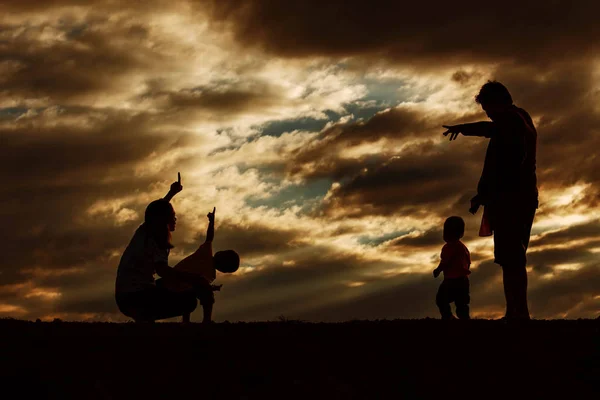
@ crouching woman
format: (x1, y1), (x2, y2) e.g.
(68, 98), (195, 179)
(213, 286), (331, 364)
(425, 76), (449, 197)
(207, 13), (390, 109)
(114, 181), (212, 323)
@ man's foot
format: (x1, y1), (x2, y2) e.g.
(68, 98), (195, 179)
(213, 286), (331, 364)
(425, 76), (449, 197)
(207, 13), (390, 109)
(134, 319), (155, 324)
(441, 315), (457, 321)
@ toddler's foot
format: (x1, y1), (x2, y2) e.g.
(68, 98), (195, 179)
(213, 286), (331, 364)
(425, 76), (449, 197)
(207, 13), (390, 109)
(441, 315), (457, 321)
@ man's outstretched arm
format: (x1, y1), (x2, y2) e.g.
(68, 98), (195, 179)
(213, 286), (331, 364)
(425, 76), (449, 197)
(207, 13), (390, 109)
(443, 122), (498, 140)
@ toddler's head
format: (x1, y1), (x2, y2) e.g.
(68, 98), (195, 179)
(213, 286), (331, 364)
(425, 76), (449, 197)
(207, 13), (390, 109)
(443, 216), (465, 242)
(214, 250), (240, 273)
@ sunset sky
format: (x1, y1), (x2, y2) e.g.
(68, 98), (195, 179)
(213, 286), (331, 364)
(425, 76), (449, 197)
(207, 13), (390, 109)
(1, 0), (599, 322)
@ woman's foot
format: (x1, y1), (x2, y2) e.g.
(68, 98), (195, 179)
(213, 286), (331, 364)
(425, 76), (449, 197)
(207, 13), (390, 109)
(498, 314), (531, 322)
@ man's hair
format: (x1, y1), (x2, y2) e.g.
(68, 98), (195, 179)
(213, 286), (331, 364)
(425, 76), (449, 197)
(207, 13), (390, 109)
(444, 216), (465, 240)
(475, 80), (513, 106)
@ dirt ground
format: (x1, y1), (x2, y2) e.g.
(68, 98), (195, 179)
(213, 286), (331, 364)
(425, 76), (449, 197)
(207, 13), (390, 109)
(0, 318), (598, 399)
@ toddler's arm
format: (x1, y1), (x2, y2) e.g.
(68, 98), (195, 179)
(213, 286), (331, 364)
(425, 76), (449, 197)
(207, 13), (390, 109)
(155, 261), (211, 290)
(205, 207), (215, 243)
(433, 244), (452, 278)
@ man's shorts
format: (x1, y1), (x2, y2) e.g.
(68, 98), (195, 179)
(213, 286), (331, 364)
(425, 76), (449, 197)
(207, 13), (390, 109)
(488, 200), (537, 268)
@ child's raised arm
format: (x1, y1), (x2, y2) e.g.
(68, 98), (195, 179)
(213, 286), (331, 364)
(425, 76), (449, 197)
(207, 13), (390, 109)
(205, 207), (215, 243)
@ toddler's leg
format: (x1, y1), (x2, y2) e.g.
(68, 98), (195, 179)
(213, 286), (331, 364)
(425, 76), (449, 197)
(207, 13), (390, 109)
(455, 278), (471, 320)
(436, 282), (453, 320)
(193, 284), (215, 324)
(202, 303), (213, 324)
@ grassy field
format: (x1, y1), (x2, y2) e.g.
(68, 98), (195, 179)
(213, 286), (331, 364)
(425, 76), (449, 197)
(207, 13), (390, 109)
(0, 318), (598, 399)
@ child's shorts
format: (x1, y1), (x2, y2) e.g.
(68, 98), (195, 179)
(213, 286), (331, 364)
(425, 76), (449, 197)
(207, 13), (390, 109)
(436, 276), (470, 305)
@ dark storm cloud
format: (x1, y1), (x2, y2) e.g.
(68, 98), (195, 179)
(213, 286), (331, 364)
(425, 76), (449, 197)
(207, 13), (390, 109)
(198, 222), (301, 257)
(286, 105), (487, 183)
(320, 142), (484, 218)
(389, 229), (442, 248)
(489, 61), (600, 189)
(0, 108), (192, 296)
(529, 265), (600, 318)
(288, 59), (600, 222)
(496, 62), (596, 116)
(139, 83), (285, 118)
(0, 196), (141, 289)
(0, 16), (159, 103)
(215, 250), (410, 321)
(205, 0), (599, 65)
(530, 220), (600, 248)
(527, 246), (598, 274)
(0, 0), (175, 15)
(290, 106), (432, 168)
(0, 110), (170, 186)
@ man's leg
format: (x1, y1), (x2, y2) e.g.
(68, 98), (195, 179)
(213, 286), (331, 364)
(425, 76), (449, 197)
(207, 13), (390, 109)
(436, 282), (453, 320)
(512, 263), (530, 320)
(513, 205), (536, 319)
(501, 266), (516, 318)
(493, 203), (531, 320)
(509, 205), (536, 320)
(498, 222), (532, 320)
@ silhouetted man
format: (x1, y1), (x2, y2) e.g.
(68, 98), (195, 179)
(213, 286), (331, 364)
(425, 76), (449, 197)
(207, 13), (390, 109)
(443, 81), (538, 321)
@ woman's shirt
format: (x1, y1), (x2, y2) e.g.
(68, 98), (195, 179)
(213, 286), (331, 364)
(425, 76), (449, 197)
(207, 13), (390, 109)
(115, 225), (169, 293)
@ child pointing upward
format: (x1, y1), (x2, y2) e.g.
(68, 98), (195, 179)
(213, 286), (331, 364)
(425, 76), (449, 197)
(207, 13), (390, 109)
(167, 207), (240, 324)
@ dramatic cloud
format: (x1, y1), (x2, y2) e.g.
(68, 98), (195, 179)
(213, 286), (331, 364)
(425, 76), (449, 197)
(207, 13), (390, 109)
(0, 1), (598, 321)
(205, 0), (599, 65)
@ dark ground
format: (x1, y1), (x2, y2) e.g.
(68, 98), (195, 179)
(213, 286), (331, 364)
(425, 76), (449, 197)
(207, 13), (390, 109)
(0, 318), (598, 399)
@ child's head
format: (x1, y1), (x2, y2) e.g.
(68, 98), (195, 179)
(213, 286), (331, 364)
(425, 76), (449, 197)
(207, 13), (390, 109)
(443, 216), (465, 242)
(214, 250), (240, 273)
(144, 199), (176, 248)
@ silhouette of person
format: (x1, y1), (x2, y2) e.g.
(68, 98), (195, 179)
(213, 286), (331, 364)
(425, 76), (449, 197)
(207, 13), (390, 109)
(164, 206), (240, 324)
(115, 173), (240, 323)
(433, 216), (471, 320)
(443, 81), (538, 321)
